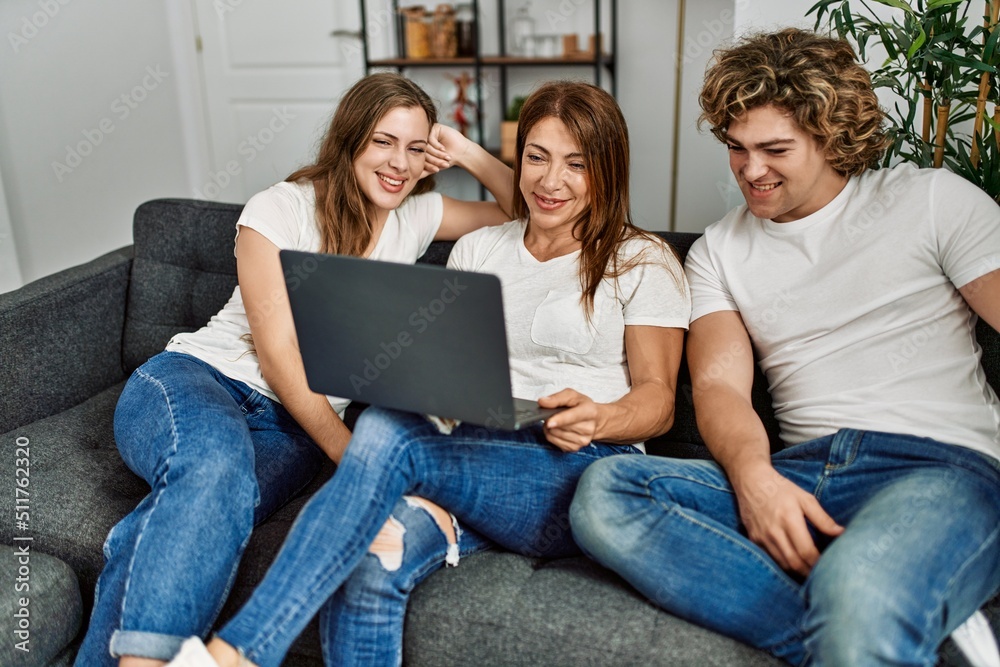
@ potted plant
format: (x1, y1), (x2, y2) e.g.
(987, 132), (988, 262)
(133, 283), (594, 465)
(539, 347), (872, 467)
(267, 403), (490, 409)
(501, 95), (526, 164)
(808, 0), (1000, 203)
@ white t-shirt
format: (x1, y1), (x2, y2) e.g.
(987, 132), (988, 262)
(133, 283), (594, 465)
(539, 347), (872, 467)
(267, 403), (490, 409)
(167, 180), (444, 417)
(685, 164), (1000, 461)
(448, 220), (691, 416)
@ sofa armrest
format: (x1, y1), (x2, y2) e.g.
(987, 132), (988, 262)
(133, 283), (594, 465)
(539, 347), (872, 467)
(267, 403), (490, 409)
(0, 246), (133, 433)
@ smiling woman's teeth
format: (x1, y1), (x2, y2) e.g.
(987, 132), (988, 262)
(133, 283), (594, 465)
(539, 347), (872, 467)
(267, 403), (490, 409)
(379, 174), (403, 186)
(751, 182), (779, 191)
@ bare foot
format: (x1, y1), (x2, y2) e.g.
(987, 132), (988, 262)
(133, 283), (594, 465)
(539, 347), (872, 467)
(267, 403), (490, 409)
(120, 658), (167, 667)
(205, 638), (255, 667)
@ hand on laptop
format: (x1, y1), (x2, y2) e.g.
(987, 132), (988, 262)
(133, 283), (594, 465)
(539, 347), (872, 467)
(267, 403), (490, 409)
(538, 389), (600, 452)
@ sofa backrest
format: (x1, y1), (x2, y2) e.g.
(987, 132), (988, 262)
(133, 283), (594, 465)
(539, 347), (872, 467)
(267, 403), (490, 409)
(123, 199), (244, 373)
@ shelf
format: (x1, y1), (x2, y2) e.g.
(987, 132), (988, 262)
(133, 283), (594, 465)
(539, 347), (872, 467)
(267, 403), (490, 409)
(370, 56), (613, 68)
(369, 57), (478, 67)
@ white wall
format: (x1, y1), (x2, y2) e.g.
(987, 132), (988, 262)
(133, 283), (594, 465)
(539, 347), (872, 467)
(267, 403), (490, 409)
(0, 162), (22, 292)
(0, 0), (191, 286)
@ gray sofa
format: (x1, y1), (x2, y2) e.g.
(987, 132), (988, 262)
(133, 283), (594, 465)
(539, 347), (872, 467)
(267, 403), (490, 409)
(1, 198), (997, 666)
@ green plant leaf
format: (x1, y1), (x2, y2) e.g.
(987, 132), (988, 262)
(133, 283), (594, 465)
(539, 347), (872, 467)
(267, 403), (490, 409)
(871, 0), (916, 14)
(926, 0), (967, 9)
(907, 25), (928, 59)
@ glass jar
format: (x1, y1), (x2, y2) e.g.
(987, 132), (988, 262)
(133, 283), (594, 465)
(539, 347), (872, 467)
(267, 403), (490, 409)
(509, 2), (535, 56)
(431, 4), (457, 58)
(402, 6), (431, 59)
(455, 3), (476, 57)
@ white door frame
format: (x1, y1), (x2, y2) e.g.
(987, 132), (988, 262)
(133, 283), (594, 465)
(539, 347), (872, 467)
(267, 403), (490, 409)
(167, 1), (213, 200)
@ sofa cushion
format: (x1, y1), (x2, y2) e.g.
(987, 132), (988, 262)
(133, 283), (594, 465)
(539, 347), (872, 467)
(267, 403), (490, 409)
(404, 551), (784, 666)
(123, 199), (244, 374)
(0, 545), (82, 666)
(0, 384), (143, 611)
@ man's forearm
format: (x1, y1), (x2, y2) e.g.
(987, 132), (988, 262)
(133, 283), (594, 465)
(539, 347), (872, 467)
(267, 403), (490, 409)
(694, 384), (774, 488)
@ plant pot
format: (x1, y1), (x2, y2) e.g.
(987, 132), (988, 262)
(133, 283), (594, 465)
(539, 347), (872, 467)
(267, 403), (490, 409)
(500, 121), (518, 164)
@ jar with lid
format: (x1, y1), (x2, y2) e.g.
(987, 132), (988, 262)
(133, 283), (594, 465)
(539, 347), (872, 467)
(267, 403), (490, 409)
(508, 2), (535, 56)
(431, 4), (457, 58)
(455, 3), (476, 57)
(401, 6), (431, 59)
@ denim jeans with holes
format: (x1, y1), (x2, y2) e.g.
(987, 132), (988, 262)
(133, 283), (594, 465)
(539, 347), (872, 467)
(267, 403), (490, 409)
(216, 406), (638, 667)
(570, 429), (1000, 667)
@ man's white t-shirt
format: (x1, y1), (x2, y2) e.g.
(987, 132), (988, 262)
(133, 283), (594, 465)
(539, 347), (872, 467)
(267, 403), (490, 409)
(685, 164), (1000, 461)
(167, 180), (444, 417)
(448, 220), (691, 418)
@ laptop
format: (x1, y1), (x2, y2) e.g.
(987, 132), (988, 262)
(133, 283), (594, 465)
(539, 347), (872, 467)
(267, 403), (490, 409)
(280, 249), (565, 430)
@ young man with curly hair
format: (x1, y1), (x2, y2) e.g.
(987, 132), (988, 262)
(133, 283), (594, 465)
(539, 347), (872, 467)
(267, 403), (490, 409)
(571, 28), (1000, 666)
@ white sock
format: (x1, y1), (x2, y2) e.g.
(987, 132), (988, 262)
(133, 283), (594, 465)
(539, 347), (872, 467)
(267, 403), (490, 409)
(165, 637), (220, 667)
(951, 610), (1000, 667)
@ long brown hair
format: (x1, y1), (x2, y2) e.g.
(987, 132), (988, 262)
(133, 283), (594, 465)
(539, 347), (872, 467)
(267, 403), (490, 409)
(287, 73), (438, 255)
(511, 81), (682, 314)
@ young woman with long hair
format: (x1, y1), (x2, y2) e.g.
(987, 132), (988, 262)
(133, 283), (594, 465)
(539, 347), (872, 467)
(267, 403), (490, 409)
(76, 72), (514, 667)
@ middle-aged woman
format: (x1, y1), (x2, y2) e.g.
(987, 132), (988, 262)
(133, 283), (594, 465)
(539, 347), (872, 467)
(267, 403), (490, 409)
(167, 80), (692, 667)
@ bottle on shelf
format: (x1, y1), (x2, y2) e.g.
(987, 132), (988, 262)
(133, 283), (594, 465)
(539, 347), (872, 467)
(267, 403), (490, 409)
(508, 2), (535, 57)
(455, 3), (475, 57)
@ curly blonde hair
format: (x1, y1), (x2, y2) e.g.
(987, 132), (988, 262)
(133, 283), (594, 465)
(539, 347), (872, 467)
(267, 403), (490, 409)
(699, 28), (889, 176)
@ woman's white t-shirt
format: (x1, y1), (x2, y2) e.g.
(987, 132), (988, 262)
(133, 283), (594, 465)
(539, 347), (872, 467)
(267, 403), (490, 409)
(167, 180), (444, 417)
(447, 220), (691, 411)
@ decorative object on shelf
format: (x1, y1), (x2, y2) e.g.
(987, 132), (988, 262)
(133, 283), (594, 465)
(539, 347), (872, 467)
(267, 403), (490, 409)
(501, 95), (526, 164)
(529, 34), (560, 58)
(455, 3), (476, 56)
(562, 34), (579, 58)
(431, 4), (458, 58)
(809, 0), (1000, 203)
(401, 6), (431, 59)
(448, 71), (478, 138)
(509, 2), (536, 56)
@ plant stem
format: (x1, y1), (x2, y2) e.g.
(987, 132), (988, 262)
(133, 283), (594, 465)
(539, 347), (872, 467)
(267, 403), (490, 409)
(995, 106), (1000, 151)
(922, 80), (933, 145)
(971, 0), (999, 166)
(934, 101), (950, 168)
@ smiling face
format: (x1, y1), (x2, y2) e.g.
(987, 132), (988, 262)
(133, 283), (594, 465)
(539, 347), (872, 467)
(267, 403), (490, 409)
(353, 105), (431, 224)
(725, 105), (848, 223)
(519, 116), (591, 236)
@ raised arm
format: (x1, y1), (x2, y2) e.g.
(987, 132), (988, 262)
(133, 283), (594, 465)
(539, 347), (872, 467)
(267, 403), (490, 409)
(688, 310), (842, 576)
(237, 227), (352, 463)
(424, 123), (515, 240)
(539, 324), (685, 450)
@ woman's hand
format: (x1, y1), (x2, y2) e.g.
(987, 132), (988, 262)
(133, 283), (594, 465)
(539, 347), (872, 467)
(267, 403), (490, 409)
(538, 389), (602, 452)
(422, 123), (472, 177)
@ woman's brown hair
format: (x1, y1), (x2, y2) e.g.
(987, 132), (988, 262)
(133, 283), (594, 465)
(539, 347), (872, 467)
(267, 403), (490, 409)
(511, 81), (682, 314)
(287, 73), (437, 256)
(699, 28), (888, 176)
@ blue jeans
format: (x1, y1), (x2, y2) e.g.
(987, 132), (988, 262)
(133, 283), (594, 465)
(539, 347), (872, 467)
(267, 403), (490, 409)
(216, 406), (637, 667)
(75, 352), (326, 665)
(321, 501), (493, 666)
(570, 429), (1000, 666)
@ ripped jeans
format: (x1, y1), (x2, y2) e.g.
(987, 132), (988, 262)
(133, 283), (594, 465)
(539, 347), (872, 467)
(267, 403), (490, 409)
(324, 496), (492, 666)
(216, 406), (637, 667)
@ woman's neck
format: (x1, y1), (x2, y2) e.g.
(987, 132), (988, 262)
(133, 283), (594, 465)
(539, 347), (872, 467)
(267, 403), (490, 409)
(362, 209), (389, 258)
(522, 222), (581, 262)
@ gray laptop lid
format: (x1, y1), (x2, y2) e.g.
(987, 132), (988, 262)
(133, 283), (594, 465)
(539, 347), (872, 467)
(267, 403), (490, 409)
(281, 250), (555, 429)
